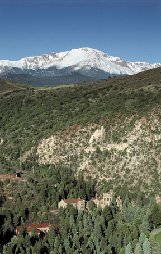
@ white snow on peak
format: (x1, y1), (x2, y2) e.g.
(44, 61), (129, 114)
(0, 47), (160, 75)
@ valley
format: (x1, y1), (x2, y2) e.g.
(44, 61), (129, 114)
(0, 67), (161, 253)
(0, 67), (161, 195)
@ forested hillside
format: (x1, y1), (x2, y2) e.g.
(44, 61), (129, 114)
(0, 67), (161, 195)
(0, 67), (161, 253)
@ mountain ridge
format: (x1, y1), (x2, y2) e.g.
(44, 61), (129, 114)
(0, 48), (160, 86)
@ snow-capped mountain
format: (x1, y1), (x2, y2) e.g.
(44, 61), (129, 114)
(0, 48), (160, 86)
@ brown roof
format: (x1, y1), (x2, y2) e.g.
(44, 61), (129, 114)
(27, 223), (51, 230)
(16, 222), (51, 234)
(64, 198), (83, 204)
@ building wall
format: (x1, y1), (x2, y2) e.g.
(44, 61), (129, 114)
(77, 200), (85, 210)
(58, 200), (67, 209)
(58, 199), (85, 210)
(37, 226), (50, 233)
(89, 192), (122, 209)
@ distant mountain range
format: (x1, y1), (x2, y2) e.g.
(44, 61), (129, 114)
(0, 47), (160, 86)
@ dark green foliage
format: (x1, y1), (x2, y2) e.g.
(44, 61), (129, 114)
(149, 203), (161, 229)
(1, 171), (161, 253)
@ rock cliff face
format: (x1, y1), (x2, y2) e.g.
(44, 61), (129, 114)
(36, 111), (161, 194)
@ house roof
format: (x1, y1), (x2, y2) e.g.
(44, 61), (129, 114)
(27, 223), (51, 230)
(16, 222), (51, 234)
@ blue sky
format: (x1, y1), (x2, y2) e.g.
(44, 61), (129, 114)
(0, 0), (160, 63)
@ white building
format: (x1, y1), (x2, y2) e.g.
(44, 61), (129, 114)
(90, 191), (122, 209)
(58, 198), (85, 210)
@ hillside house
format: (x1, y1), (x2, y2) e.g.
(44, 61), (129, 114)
(90, 191), (122, 209)
(16, 222), (51, 236)
(91, 191), (113, 208)
(58, 198), (85, 210)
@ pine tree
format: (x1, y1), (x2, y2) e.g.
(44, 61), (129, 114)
(123, 195), (130, 208)
(139, 214), (150, 233)
(139, 232), (146, 248)
(136, 192), (144, 206)
(149, 203), (161, 229)
(125, 242), (134, 254)
(134, 243), (143, 254)
(143, 238), (151, 254)
(53, 236), (61, 254)
(64, 238), (71, 254)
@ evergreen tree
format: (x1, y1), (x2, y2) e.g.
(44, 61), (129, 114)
(143, 238), (151, 254)
(139, 232), (146, 248)
(134, 243), (143, 254)
(149, 203), (161, 229)
(123, 195), (130, 208)
(53, 236), (61, 254)
(136, 192), (144, 206)
(139, 214), (150, 234)
(64, 238), (71, 254)
(125, 242), (134, 254)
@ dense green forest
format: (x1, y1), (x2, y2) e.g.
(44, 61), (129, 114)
(1, 165), (161, 253)
(0, 67), (161, 253)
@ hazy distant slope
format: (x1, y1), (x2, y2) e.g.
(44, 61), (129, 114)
(0, 79), (26, 93)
